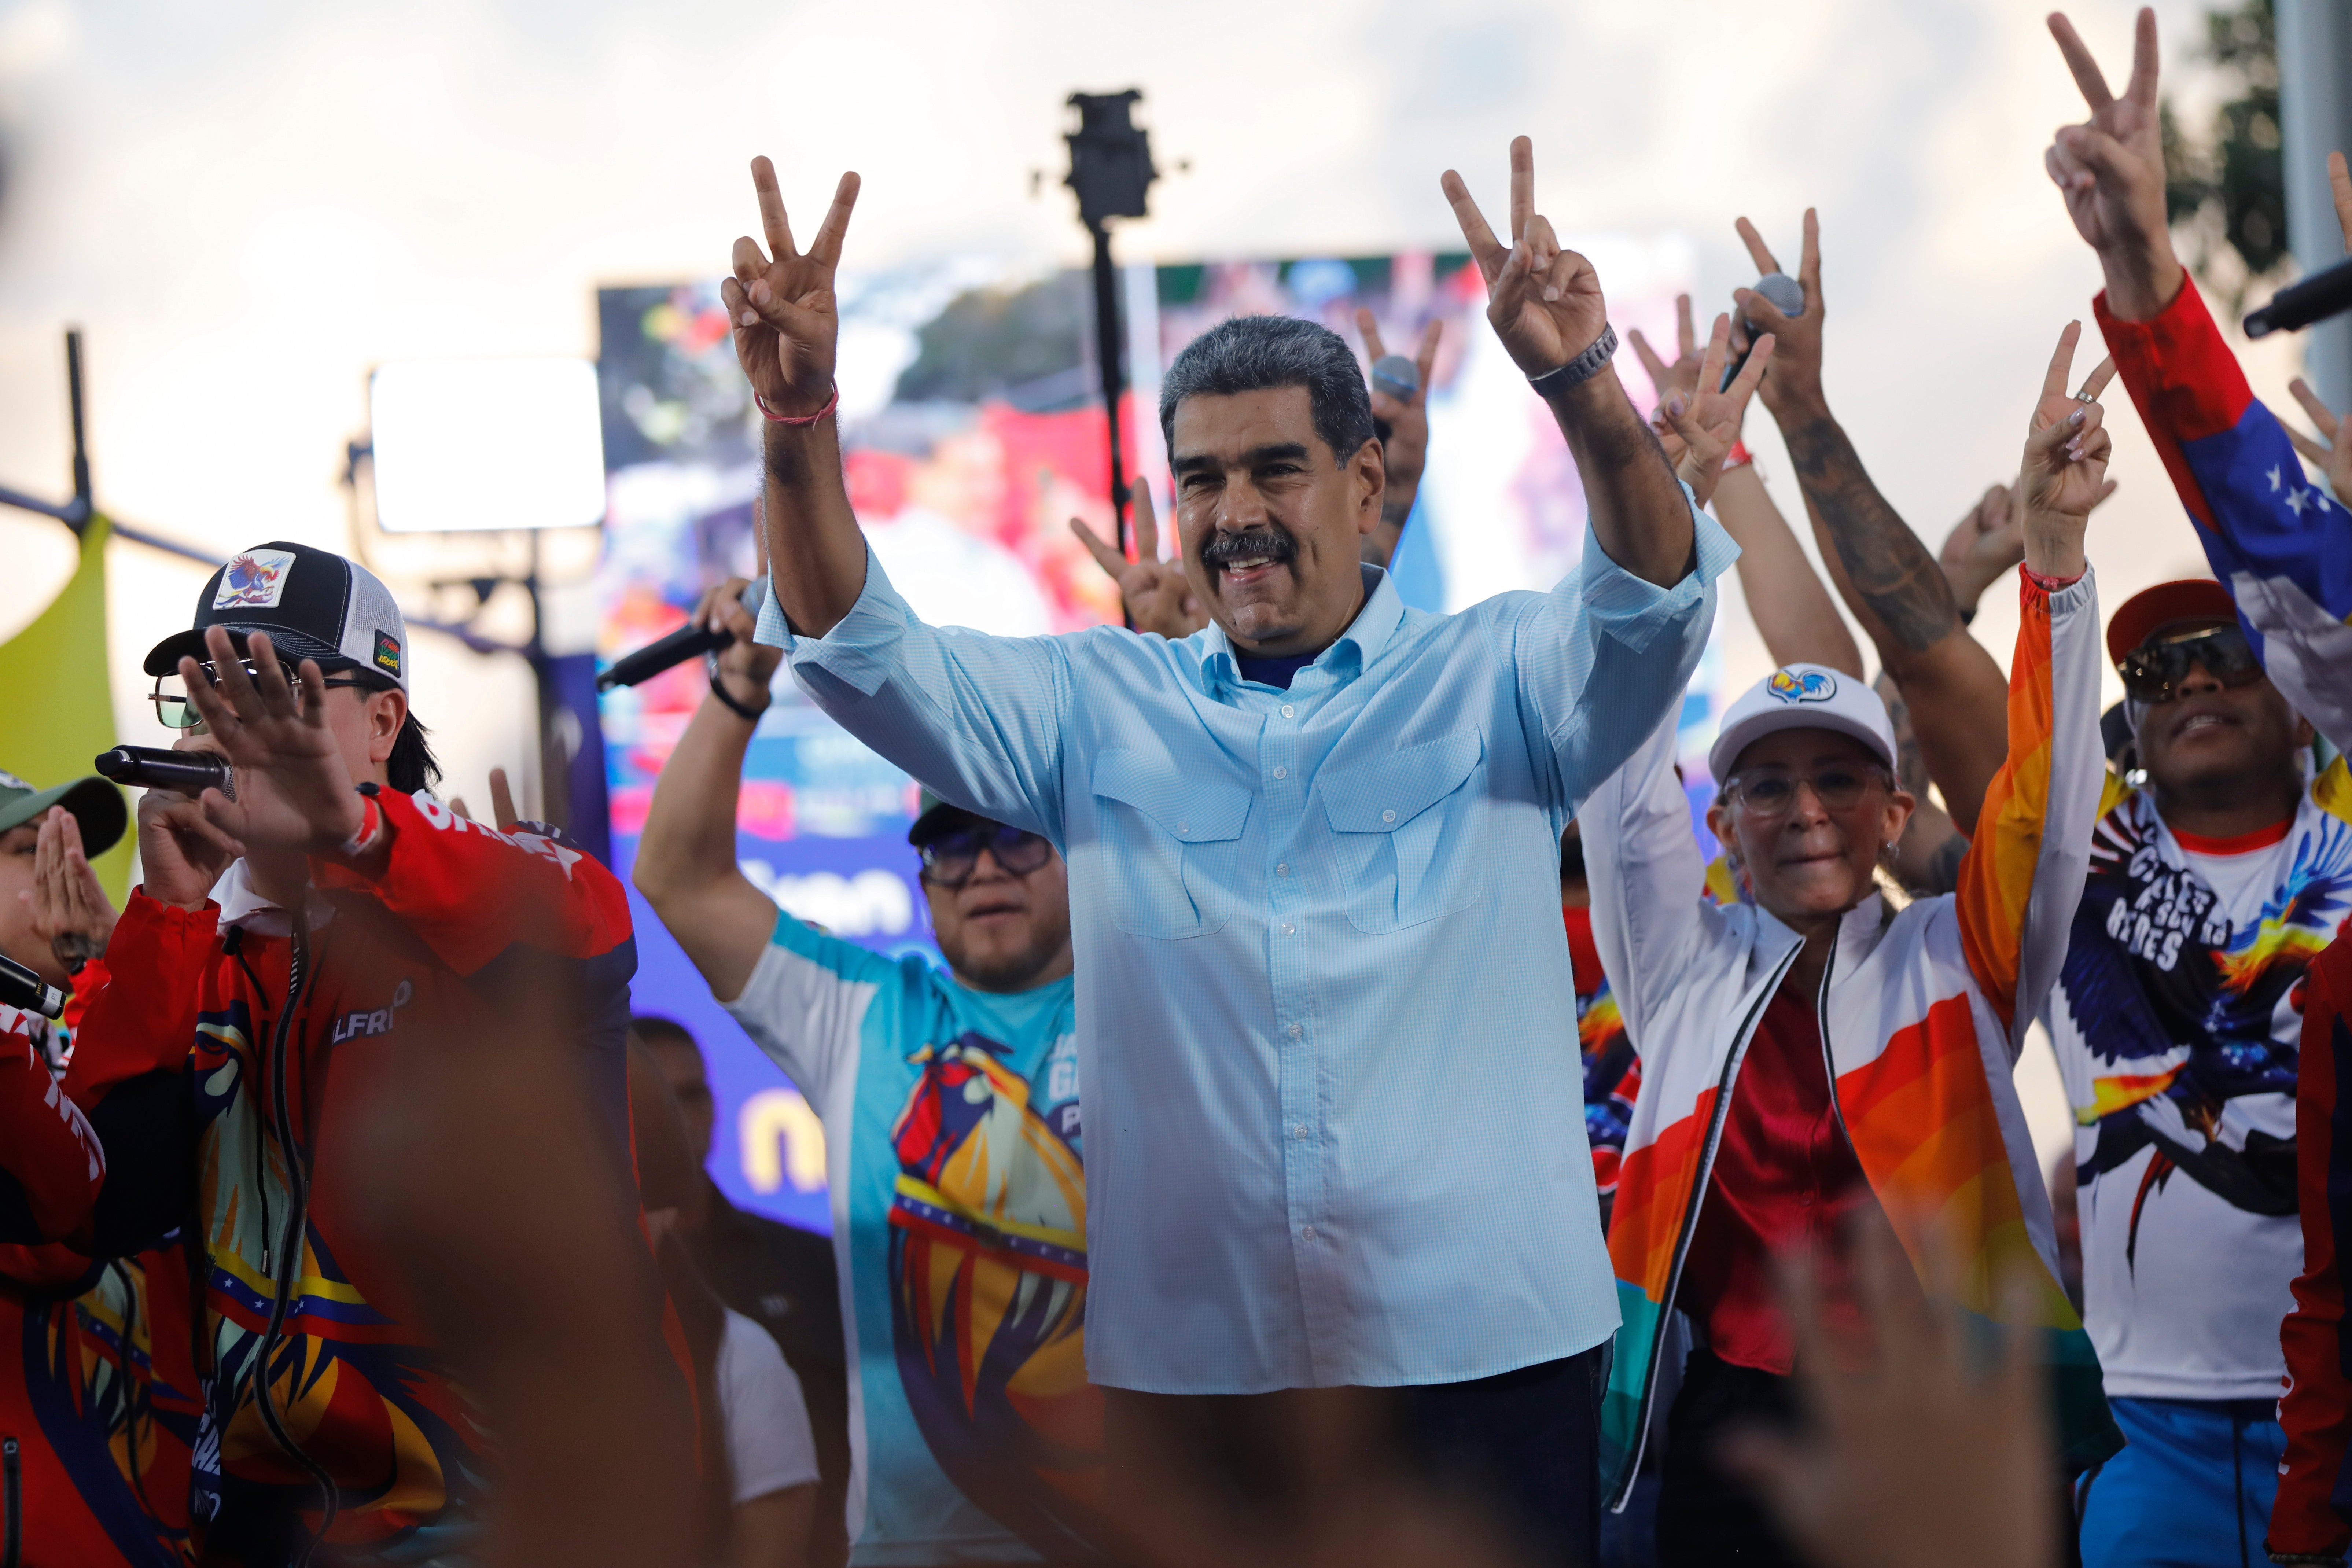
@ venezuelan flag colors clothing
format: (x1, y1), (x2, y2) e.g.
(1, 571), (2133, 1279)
(2276, 932), (2352, 1560)
(724, 913), (1096, 1565)
(1584, 572), (2118, 1508)
(2061, 277), (2352, 1411)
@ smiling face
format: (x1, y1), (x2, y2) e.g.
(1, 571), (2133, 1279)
(2132, 619), (2313, 799)
(1170, 385), (1385, 657)
(923, 833), (1074, 993)
(1705, 728), (1913, 928)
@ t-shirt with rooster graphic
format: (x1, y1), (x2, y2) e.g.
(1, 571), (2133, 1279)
(724, 910), (1092, 1566)
(2045, 769), (2352, 1400)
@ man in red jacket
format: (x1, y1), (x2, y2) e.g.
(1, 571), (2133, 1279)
(2, 543), (652, 1567)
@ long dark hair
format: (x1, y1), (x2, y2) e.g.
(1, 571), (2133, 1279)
(386, 702), (442, 796)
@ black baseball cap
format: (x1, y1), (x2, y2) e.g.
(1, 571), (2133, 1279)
(908, 788), (988, 847)
(144, 541), (410, 691)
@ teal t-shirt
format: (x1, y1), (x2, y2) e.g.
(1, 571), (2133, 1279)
(725, 912), (1090, 1565)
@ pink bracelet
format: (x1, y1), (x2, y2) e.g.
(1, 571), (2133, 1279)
(754, 383), (840, 427)
(1721, 440), (1755, 472)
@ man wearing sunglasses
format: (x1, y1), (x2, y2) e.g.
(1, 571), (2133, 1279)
(2035, 576), (2345, 1564)
(635, 581), (1093, 1564)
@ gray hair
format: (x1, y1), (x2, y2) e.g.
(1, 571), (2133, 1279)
(1157, 314), (1377, 467)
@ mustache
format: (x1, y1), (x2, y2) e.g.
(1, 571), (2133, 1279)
(1199, 525), (1298, 570)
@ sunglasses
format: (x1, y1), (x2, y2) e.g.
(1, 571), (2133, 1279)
(1723, 763), (1891, 817)
(917, 824), (1052, 888)
(2116, 624), (2263, 705)
(149, 662), (371, 730)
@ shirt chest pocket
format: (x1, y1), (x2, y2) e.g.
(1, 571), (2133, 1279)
(1318, 730), (1486, 934)
(1089, 750), (1253, 940)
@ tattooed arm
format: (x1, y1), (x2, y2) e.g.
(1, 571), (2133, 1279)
(1730, 209), (2011, 833)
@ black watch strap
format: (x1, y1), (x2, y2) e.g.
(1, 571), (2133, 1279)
(1527, 324), (1619, 400)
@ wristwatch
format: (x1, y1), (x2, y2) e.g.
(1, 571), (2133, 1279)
(1527, 324), (1619, 400)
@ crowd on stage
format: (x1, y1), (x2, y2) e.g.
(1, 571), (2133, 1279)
(4, 8), (2352, 1567)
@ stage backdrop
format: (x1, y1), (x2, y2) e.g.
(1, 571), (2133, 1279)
(595, 238), (1714, 1236)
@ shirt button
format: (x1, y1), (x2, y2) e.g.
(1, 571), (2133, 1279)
(1177, 820), (1189, 835)
(1381, 809), (1396, 823)
(1295, 1125), (1309, 1139)
(1281, 704), (1295, 718)
(1273, 766), (1287, 780)
(1282, 923), (1296, 935)
(1276, 862), (1289, 876)
(1302, 1225), (1317, 1240)
(1288, 1023), (1302, 1038)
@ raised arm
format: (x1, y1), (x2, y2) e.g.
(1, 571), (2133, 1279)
(2046, 9), (2352, 748)
(1737, 210), (2012, 833)
(725, 158), (868, 639)
(1442, 137), (1695, 586)
(1954, 323), (2109, 1048)
(1579, 715), (1713, 1060)
(1356, 309), (1443, 568)
(634, 578), (785, 1005)
(1629, 296), (1855, 677)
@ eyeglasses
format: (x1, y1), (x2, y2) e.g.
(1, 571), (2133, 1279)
(917, 824), (1052, 888)
(148, 662), (371, 729)
(1722, 763), (1891, 816)
(2116, 624), (2263, 705)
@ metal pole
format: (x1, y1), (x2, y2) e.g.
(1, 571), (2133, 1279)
(1089, 218), (1130, 556)
(64, 330), (91, 529)
(2277, 0), (2352, 416)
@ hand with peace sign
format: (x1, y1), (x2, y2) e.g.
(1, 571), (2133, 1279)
(2018, 323), (2116, 582)
(1442, 137), (1608, 380)
(1655, 311), (1774, 509)
(1355, 307), (1442, 567)
(2045, 9), (2183, 321)
(723, 157), (861, 418)
(1730, 211), (1825, 422)
(1071, 483), (1206, 641)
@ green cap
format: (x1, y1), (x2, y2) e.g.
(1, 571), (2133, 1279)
(0, 768), (128, 855)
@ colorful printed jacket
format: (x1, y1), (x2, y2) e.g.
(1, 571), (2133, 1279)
(1565, 906), (1635, 1226)
(0, 1002), (199, 1567)
(35, 791), (638, 1562)
(2278, 933), (2352, 1563)
(1582, 573), (2119, 1508)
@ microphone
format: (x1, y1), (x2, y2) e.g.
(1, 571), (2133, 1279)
(95, 746), (236, 801)
(596, 578), (771, 692)
(2244, 253), (2352, 338)
(1722, 271), (1806, 391)
(0, 952), (66, 1021)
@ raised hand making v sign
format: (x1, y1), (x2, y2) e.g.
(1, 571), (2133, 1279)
(2045, 8), (2180, 323)
(1442, 136), (1695, 585)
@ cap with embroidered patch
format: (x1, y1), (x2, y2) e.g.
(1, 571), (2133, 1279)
(144, 541), (409, 691)
(1707, 662), (1896, 783)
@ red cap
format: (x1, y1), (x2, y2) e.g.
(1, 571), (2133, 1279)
(2105, 578), (2237, 668)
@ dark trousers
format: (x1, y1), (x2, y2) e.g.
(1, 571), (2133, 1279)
(1655, 1348), (1807, 1568)
(1104, 1347), (1603, 1568)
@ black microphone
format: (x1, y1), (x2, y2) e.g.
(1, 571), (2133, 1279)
(95, 746), (236, 801)
(2245, 253), (2352, 338)
(0, 952), (66, 1021)
(596, 578), (772, 692)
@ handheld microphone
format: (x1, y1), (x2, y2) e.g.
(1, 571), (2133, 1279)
(95, 746), (236, 801)
(596, 578), (771, 692)
(0, 952), (66, 1021)
(2244, 253), (2352, 338)
(1722, 271), (1806, 391)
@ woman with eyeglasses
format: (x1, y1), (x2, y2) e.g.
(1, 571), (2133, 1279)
(1582, 324), (2124, 1568)
(635, 578), (1103, 1568)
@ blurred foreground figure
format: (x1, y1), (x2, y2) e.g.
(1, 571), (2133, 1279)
(723, 133), (1727, 1565)
(2034, 11), (2352, 1563)
(1585, 324), (2123, 1565)
(0, 543), (659, 1565)
(635, 583), (1094, 1563)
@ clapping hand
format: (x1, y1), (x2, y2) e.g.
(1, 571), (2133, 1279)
(1072, 483), (1206, 640)
(2045, 9), (2181, 320)
(23, 807), (116, 971)
(177, 626), (368, 860)
(2017, 323), (2116, 581)
(724, 157), (860, 419)
(1441, 137), (1608, 379)
(1656, 313), (1774, 509)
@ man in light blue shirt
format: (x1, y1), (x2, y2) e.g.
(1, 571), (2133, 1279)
(721, 139), (1735, 1561)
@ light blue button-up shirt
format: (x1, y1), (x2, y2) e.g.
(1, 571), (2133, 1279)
(757, 510), (1736, 1392)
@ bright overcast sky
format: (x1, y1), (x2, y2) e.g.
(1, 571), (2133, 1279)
(0, 0), (2309, 799)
